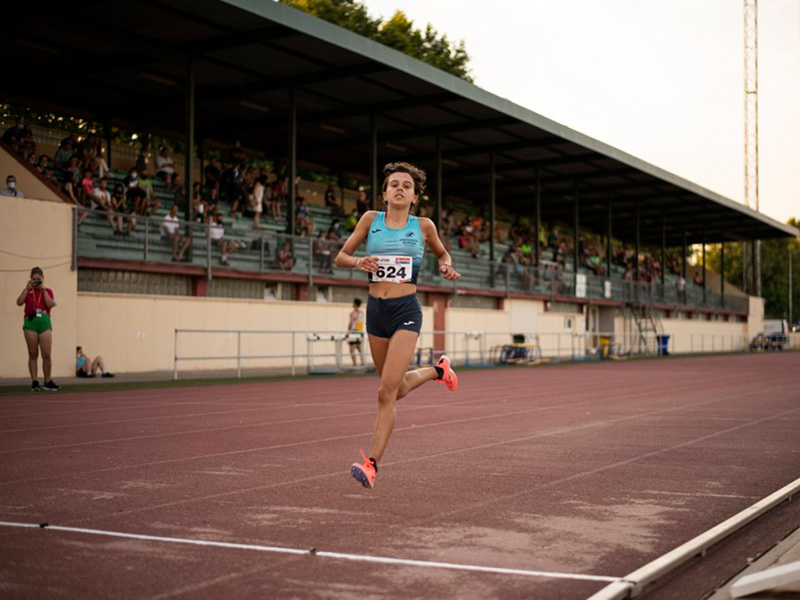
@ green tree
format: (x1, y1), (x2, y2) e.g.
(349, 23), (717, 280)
(704, 218), (800, 320)
(280, 0), (473, 81)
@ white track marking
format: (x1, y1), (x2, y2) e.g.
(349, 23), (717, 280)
(0, 520), (619, 584)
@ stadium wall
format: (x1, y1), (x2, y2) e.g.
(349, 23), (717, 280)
(0, 196), (77, 379)
(75, 293), (436, 374)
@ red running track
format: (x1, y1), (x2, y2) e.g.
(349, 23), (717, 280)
(1, 353), (799, 599)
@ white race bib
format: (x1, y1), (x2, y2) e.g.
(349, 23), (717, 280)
(372, 255), (412, 283)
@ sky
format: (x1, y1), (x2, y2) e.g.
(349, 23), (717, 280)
(362, 0), (800, 225)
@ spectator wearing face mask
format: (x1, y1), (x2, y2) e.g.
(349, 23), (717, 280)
(123, 167), (147, 216)
(1, 175), (24, 197)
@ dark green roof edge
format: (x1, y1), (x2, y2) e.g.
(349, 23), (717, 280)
(223, 0), (798, 238)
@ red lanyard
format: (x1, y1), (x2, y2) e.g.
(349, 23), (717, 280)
(32, 289), (42, 309)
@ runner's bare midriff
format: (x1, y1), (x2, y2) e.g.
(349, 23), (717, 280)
(369, 281), (417, 298)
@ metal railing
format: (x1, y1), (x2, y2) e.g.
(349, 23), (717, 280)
(75, 206), (749, 313)
(172, 327), (763, 379)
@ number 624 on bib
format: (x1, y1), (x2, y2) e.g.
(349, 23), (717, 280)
(372, 255), (412, 283)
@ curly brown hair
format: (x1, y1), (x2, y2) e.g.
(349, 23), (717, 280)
(381, 162), (426, 196)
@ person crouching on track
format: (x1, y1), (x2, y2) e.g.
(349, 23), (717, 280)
(335, 162), (460, 489)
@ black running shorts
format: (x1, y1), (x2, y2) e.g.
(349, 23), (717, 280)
(366, 293), (423, 338)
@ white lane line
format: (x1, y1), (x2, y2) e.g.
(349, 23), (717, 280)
(0, 520), (619, 584)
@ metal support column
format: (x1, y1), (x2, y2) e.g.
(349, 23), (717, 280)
(370, 114), (378, 209)
(573, 182), (579, 285)
(534, 169), (541, 268)
(489, 154), (496, 264)
(702, 226), (707, 302)
(103, 117), (112, 171)
(720, 238), (726, 308)
(287, 87), (297, 234)
(682, 219), (687, 282)
(660, 212), (666, 288)
(184, 56), (195, 225)
(634, 201), (640, 281)
(435, 135), (442, 231)
(606, 192), (612, 279)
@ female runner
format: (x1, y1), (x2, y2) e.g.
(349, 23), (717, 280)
(335, 162), (460, 489)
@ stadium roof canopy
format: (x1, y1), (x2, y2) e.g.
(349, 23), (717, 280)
(6, 0), (797, 246)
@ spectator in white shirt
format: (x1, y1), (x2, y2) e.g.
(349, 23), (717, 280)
(154, 147), (176, 181)
(1, 175), (24, 197)
(210, 212), (241, 265)
(161, 204), (191, 261)
(91, 178), (119, 233)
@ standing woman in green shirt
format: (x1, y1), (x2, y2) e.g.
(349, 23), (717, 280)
(17, 267), (59, 391)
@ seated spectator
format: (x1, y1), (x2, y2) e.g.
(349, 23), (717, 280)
(441, 209), (456, 236)
(276, 240), (295, 270)
(91, 178), (120, 233)
(75, 346), (114, 378)
(693, 271), (703, 286)
(171, 173), (186, 208)
(60, 130), (79, 149)
(53, 140), (74, 171)
(205, 186), (220, 215)
(161, 204), (191, 262)
(135, 143), (150, 174)
(61, 170), (79, 204)
(295, 196), (314, 237)
(2, 118), (35, 154)
(192, 191), (208, 223)
(209, 212), (240, 265)
(137, 169), (160, 216)
(356, 188), (370, 216)
(123, 167), (147, 217)
(154, 147), (176, 181)
(204, 156), (221, 191)
(83, 133), (108, 178)
(324, 186), (344, 217)
(110, 184), (135, 235)
(345, 208), (358, 232)
(63, 155), (82, 186)
(80, 169), (95, 202)
(314, 231), (333, 273)
(1, 175), (24, 198)
(34, 155), (51, 178)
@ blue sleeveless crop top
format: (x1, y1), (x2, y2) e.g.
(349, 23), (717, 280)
(365, 212), (425, 284)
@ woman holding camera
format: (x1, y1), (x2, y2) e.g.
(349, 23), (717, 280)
(16, 267), (59, 391)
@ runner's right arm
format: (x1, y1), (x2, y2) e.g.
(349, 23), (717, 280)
(335, 211), (379, 273)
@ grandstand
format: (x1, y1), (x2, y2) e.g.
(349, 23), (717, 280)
(1, 0), (798, 379)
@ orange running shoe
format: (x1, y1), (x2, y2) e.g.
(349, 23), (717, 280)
(436, 355), (458, 392)
(350, 449), (377, 488)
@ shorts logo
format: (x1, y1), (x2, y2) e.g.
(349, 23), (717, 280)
(403, 321), (415, 326)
